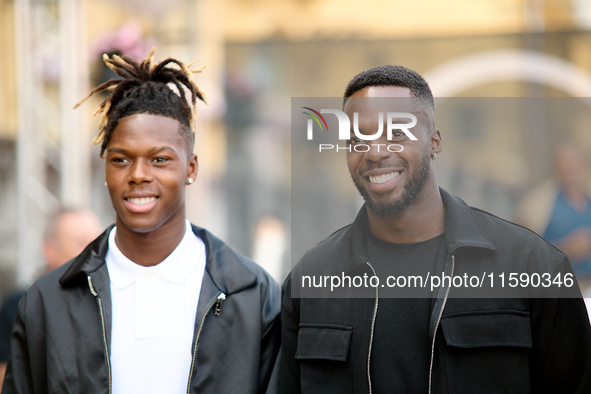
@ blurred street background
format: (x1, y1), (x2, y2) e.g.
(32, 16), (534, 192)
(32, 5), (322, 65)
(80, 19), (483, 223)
(2, 0), (591, 298)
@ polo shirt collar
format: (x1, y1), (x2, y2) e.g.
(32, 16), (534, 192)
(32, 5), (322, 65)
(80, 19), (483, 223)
(107, 220), (201, 290)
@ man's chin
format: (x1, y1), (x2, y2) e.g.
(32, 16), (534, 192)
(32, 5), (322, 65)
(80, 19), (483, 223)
(117, 215), (160, 234)
(365, 200), (407, 218)
(358, 187), (406, 217)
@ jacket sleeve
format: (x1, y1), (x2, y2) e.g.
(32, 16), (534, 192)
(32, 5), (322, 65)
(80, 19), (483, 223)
(529, 256), (591, 393)
(2, 292), (35, 394)
(258, 274), (282, 394)
(278, 274), (301, 393)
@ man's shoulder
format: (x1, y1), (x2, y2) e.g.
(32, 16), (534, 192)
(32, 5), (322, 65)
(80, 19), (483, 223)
(471, 207), (563, 250)
(193, 225), (280, 293)
(293, 222), (355, 273)
(229, 249), (280, 290)
(9, 260), (91, 323)
(310, 222), (354, 252)
(24, 261), (81, 299)
(468, 206), (567, 267)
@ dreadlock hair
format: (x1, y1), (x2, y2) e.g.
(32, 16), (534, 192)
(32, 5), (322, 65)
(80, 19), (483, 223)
(74, 48), (208, 158)
(343, 65), (435, 127)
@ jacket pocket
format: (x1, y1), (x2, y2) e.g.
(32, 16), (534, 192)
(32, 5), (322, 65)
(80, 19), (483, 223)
(296, 323), (353, 361)
(440, 311), (532, 394)
(296, 324), (354, 393)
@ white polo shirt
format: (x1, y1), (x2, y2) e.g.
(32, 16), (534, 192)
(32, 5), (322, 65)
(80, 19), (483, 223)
(105, 220), (206, 394)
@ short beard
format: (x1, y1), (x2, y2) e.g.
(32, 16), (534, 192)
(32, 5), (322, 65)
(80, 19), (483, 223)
(351, 153), (431, 218)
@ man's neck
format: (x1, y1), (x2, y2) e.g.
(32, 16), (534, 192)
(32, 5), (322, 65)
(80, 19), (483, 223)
(367, 185), (446, 244)
(114, 214), (187, 267)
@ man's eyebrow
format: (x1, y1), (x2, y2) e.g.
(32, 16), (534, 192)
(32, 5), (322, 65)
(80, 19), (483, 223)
(389, 117), (414, 123)
(106, 147), (129, 154)
(106, 146), (178, 155)
(147, 146), (177, 155)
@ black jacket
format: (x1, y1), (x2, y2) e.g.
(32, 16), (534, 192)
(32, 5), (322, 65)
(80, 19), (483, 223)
(3, 224), (281, 394)
(280, 188), (591, 393)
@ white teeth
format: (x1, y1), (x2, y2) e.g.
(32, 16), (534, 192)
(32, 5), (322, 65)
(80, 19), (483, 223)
(369, 171), (400, 184)
(127, 197), (156, 205)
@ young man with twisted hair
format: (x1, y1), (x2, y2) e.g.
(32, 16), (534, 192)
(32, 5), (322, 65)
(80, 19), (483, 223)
(3, 49), (281, 394)
(280, 65), (591, 393)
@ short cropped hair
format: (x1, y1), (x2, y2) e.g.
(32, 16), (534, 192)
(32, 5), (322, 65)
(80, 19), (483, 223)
(343, 65), (435, 124)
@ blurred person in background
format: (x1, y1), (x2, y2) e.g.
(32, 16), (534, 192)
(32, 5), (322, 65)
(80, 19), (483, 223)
(2, 49), (280, 394)
(518, 143), (591, 289)
(0, 209), (102, 391)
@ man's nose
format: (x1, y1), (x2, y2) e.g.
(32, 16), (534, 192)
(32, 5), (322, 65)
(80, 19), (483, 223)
(363, 139), (393, 162)
(129, 160), (152, 183)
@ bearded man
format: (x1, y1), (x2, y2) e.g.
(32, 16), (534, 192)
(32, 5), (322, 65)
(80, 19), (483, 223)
(279, 65), (591, 393)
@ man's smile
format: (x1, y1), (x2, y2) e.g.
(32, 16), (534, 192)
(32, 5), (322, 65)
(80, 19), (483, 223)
(368, 171), (401, 184)
(360, 167), (405, 192)
(123, 194), (160, 213)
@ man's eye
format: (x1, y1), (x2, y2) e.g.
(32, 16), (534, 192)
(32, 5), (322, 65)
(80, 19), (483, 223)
(391, 131), (403, 138)
(112, 158), (129, 163)
(153, 157), (168, 163)
(347, 137), (367, 146)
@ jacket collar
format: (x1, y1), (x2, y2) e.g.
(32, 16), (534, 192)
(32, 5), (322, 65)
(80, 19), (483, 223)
(60, 224), (257, 295)
(438, 188), (496, 253)
(346, 187), (495, 270)
(59, 225), (113, 285)
(190, 224), (258, 294)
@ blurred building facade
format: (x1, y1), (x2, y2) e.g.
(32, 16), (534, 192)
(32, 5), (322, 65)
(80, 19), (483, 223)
(1, 0), (591, 295)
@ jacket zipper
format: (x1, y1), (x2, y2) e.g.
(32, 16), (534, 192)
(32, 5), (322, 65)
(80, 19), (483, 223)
(428, 254), (455, 394)
(214, 293), (226, 316)
(88, 275), (112, 394)
(186, 292), (226, 394)
(366, 262), (379, 394)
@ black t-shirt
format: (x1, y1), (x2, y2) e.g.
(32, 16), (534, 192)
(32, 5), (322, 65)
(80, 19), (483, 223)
(367, 231), (444, 393)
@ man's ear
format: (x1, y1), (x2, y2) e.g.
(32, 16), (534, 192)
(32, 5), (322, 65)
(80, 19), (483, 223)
(187, 154), (198, 183)
(431, 128), (442, 156)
